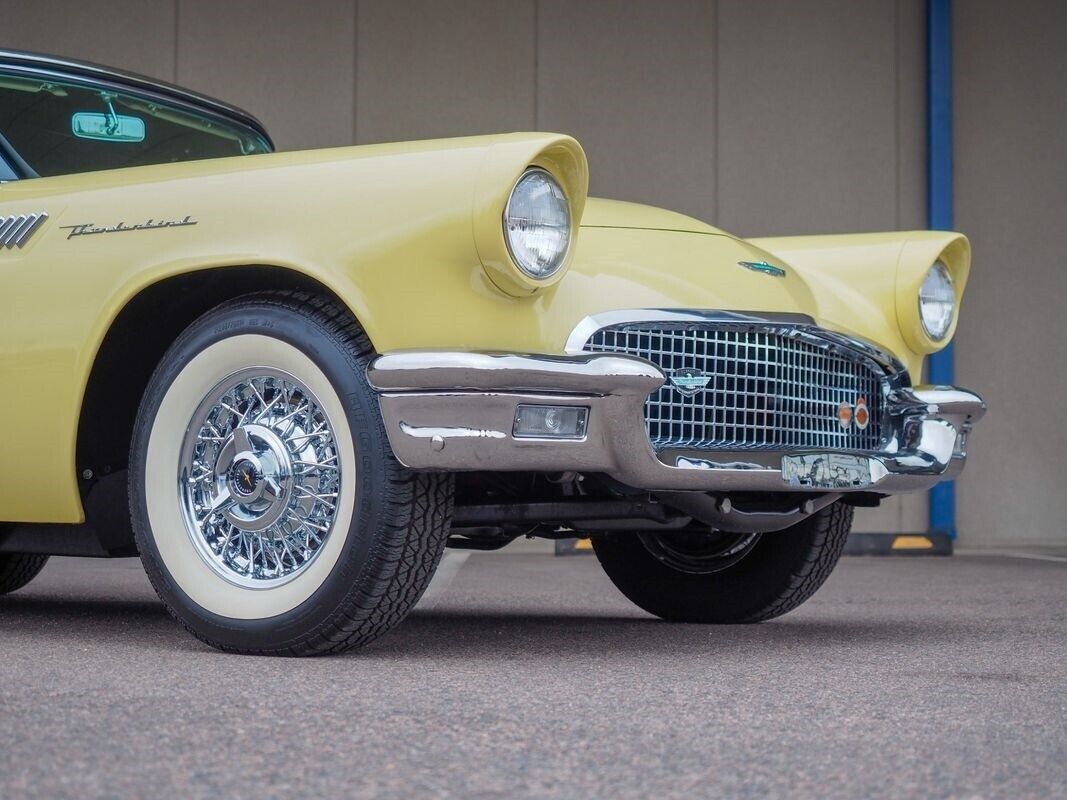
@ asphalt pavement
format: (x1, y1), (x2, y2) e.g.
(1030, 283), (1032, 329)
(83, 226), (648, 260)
(0, 550), (1064, 799)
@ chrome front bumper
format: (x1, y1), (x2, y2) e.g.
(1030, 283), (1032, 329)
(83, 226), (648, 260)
(367, 352), (985, 494)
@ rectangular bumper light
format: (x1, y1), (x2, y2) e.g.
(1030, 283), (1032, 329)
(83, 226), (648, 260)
(513, 405), (588, 439)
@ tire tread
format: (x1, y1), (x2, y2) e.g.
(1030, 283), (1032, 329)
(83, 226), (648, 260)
(739, 501), (852, 622)
(593, 502), (853, 624)
(0, 553), (49, 595)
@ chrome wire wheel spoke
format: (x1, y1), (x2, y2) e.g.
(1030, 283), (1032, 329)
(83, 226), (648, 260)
(179, 368), (343, 588)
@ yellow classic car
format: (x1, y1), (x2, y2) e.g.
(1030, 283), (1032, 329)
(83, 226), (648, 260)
(0, 50), (984, 655)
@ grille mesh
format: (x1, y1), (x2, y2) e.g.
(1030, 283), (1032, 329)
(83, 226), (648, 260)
(584, 323), (884, 451)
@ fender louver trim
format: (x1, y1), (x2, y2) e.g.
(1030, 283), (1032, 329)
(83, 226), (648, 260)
(0, 212), (48, 249)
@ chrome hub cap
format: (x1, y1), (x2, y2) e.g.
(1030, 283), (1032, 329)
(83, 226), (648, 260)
(179, 368), (342, 588)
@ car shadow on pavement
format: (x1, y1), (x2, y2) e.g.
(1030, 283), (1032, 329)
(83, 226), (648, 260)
(361, 607), (980, 661)
(0, 595), (175, 637)
(0, 594), (987, 659)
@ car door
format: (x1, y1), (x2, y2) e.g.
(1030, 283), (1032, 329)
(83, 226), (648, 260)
(0, 137), (85, 522)
(0, 66), (271, 524)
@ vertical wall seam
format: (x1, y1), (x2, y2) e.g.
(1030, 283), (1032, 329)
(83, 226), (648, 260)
(354, 0), (362, 144)
(894, 0), (901, 231)
(533, 0), (540, 129)
(172, 0), (180, 83)
(894, 1), (902, 532)
(712, 0), (719, 224)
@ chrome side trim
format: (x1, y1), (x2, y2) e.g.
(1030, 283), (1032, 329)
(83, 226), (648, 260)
(399, 422), (507, 440)
(0, 212), (47, 249)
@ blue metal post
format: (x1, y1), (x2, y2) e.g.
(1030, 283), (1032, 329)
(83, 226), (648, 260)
(927, 0), (955, 538)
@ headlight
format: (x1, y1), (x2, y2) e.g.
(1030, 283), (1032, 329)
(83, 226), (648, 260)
(918, 260), (955, 340)
(503, 168), (571, 280)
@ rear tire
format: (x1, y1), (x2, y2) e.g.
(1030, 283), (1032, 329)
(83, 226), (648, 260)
(0, 553), (49, 595)
(592, 501), (853, 623)
(130, 291), (453, 655)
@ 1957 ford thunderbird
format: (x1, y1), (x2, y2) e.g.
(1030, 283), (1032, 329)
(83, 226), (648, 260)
(0, 50), (984, 655)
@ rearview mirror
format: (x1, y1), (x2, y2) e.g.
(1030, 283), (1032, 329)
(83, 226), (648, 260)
(71, 112), (145, 143)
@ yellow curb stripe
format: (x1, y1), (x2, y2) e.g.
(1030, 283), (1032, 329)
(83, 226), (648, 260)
(891, 535), (934, 550)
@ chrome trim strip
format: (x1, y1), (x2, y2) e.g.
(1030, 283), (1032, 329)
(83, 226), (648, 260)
(564, 308), (908, 377)
(564, 309), (815, 355)
(368, 351), (663, 396)
(399, 422), (507, 440)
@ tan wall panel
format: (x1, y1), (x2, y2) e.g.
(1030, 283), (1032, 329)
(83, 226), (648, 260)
(954, 0), (1067, 547)
(177, 0), (355, 151)
(356, 0), (535, 144)
(2, 0), (177, 81)
(895, 0), (927, 231)
(537, 0), (716, 221)
(717, 0), (901, 236)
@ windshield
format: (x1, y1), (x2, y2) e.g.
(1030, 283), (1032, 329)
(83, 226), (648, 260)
(0, 72), (271, 177)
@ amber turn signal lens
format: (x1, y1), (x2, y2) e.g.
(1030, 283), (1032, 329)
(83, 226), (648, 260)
(854, 397), (870, 430)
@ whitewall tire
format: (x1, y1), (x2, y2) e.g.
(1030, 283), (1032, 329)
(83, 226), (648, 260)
(129, 292), (453, 655)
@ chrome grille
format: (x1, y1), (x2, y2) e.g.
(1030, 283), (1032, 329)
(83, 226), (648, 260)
(584, 323), (885, 451)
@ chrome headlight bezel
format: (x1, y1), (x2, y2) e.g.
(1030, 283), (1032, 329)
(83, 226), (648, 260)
(918, 260), (956, 341)
(502, 167), (572, 281)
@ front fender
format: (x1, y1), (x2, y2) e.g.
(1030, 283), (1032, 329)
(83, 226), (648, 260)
(749, 231), (970, 374)
(0, 133), (584, 523)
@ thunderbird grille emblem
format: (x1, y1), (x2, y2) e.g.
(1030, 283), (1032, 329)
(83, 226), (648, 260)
(738, 260), (786, 277)
(669, 368), (711, 396)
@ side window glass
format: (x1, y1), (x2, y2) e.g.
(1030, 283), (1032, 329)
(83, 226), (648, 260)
(0, 151), (16, 181)
(0, 73), (269, 177)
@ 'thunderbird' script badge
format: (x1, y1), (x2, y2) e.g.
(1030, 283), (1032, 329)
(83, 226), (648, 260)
(60, 216), (198, 240)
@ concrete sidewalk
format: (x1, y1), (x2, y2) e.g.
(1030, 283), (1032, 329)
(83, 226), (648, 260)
(0, 552), (1063, 799)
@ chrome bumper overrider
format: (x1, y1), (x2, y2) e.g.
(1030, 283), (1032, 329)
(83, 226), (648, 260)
(367, 352), (985, 494)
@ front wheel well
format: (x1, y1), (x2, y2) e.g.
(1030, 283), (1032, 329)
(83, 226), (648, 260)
(75, 267), (356, 529)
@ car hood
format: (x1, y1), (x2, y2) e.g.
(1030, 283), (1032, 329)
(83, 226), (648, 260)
(580, 197), (735, 237)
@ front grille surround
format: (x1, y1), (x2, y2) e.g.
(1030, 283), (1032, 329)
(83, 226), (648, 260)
(583, 322), (888, 452)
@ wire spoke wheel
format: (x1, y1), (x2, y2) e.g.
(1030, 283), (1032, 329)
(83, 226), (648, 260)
(134, 293), (453, 654)
(179, 368), (342, 588)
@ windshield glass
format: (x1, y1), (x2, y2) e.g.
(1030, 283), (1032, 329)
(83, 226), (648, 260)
(0, 72), (271, 177)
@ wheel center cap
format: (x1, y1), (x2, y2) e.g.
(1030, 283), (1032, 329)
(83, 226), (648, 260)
(216, 424), (294, 532)
(229, 458), (262, 498)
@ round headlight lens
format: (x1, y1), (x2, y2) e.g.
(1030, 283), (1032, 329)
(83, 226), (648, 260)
(504, 168), (571, 280)
(919, 260), (955, 341)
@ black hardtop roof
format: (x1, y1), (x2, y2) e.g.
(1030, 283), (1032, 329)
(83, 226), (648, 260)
(0, 48), (273, 149)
